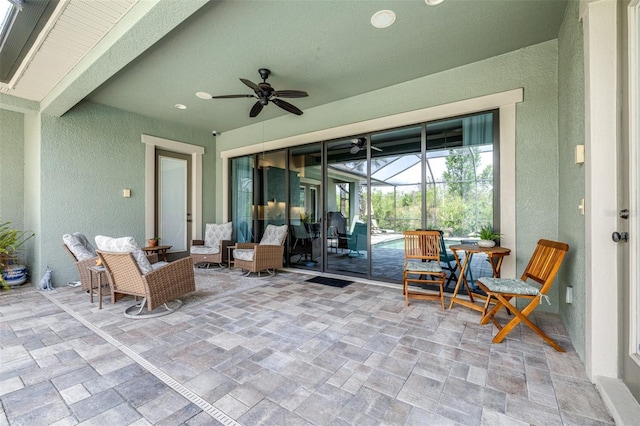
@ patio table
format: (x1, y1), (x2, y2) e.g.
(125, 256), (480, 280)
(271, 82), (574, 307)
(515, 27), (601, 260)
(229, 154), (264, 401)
(448, 244), (511, 313)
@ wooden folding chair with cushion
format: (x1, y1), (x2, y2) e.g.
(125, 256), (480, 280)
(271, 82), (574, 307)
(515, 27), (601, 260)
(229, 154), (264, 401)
(403, 230), (447, 309)
(476, 239), (569, 351)
(233, 224), (288, 277)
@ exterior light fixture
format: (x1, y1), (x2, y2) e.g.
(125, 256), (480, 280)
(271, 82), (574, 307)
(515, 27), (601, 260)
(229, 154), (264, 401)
(371, 10), (396, 28)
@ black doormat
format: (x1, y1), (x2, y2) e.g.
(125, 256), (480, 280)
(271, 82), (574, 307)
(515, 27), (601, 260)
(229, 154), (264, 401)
(306, 276), (353, 288)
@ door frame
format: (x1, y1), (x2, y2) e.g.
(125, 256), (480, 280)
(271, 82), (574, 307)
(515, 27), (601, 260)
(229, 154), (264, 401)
(142, 134), (205, 242)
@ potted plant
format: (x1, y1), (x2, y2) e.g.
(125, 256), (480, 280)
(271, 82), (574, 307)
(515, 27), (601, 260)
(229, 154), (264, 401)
(0, 222), (35, 289)
(147, 237), (161, 248)
(478, 225), (502, 248)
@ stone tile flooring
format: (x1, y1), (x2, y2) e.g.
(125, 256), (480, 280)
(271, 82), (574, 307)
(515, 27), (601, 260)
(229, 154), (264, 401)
(0, 269), (614, 425)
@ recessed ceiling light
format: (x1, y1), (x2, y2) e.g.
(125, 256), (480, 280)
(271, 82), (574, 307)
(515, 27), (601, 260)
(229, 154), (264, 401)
(371, 10), (396, 29)
(196, 91), (212, 99)
(174, 104), (187, 110)
(425, 0), (444, 5)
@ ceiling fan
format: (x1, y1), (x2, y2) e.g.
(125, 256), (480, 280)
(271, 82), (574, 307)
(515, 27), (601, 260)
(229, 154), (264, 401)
(350, 137), (383, 154)
(210, 68), (308, 118)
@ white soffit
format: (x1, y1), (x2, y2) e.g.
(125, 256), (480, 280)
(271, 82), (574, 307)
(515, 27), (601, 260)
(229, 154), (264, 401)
(0, 0), (137, 101)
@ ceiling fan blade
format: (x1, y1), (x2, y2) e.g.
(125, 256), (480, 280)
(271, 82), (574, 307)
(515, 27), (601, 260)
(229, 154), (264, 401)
(371, 145), (383, 152)
(272, 98), (303, 115)
(249, 101), (264, 117)
(272, 90), (308, 98)
(240, 78), (261, 93)
(211, 94), (254, 99)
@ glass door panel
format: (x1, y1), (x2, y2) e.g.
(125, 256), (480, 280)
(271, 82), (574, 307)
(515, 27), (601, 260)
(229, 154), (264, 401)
(258, 150), (288, 242)
(326, 138), (367, 276)
(288, 143), (322, 270)
(231, 156), (254, 243)
(156, 150), (190, 253)
(369, 126), (422, 283)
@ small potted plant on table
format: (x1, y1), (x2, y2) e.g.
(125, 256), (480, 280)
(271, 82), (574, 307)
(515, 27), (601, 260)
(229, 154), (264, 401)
(478, 225), (502, 248)
(147, 237), (161, 248)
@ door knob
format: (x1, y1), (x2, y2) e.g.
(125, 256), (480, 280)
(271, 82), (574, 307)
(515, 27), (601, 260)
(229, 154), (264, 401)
(612, 232), (628, 243)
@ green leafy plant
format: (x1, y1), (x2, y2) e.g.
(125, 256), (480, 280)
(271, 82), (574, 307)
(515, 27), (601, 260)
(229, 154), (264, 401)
(478, 225), (502, 241)
(300, 211), (312, 225)
(0, 222), (35, 289)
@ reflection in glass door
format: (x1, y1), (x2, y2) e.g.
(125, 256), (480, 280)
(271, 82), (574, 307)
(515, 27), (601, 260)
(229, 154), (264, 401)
(288, 144), (322, 270)
(231, 156), (254, 243)
(369, 127), (422, 283)
(326, 138), (368, 276)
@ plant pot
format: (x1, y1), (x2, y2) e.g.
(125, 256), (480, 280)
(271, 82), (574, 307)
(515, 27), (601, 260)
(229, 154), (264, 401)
(2, 264), (27, 286)
(148, 239), (157, 248)
(478, 239), (496, 248)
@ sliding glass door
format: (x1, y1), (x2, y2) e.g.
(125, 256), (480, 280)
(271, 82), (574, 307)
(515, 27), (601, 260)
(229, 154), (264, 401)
(227, 110), (498, 283)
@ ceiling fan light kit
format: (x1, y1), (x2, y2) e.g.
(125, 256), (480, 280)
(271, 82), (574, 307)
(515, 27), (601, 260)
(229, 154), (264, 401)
(210, 68), (308, 118)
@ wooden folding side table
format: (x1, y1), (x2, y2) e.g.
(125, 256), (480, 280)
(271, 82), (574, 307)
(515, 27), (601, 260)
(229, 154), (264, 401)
(448, 244), (511, 313)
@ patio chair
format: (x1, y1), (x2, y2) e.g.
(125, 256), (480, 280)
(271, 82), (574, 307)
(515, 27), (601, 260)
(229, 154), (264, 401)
(233, 224), (287, 277)
(95, 235), (195, 318)
(347, 222), (368, 256)
(62, 232), (98, 292)
(403, 230), (447, 309)
(419, 229), (458, 288)
(476, 239), (569, 351)
(190, 222), (233, 268)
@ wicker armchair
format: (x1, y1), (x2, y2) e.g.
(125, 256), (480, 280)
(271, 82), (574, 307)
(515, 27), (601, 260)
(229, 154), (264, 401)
(233, 224), (288, 277)
(97, 250), (195, 318)
(190, 222), (233, 268)
(62, 244), (97, 292)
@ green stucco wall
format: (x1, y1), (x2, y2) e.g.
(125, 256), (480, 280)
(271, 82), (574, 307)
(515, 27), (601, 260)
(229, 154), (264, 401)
(0, 109), (25, 227)
(39, 102), (214, 286)
(216, 39), (561, 307)
(557, 0), (586, 358)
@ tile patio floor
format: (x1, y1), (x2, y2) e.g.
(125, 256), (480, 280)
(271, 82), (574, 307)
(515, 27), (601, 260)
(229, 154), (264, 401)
(0, 268), (614, 425)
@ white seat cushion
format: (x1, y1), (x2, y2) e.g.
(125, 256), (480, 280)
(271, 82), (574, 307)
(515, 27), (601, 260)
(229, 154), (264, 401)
(151, 261), (169, 270)
(95, 235), (152, 275)
(405, 260), (443, 273)
(260, 224), (287, 246)
(63, 233), (96, 261)
(477, 277), (540, 295)
(204, 222), (232, 248)
(190, 245), (221, 255)
(233, 248), (255, 262)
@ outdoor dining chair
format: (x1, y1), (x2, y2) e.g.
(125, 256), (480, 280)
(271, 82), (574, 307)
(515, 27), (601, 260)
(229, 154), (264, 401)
(403, 230), (447, 309)
(476, 239), (569, 351)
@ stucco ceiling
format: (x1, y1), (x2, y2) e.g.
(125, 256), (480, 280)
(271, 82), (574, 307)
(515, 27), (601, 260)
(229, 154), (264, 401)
(3, 0), (569, 133)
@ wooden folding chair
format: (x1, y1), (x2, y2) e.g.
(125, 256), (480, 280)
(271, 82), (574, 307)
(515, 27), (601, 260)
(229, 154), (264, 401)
(403, 230), (447, 309)
(476, 239), (569, 351)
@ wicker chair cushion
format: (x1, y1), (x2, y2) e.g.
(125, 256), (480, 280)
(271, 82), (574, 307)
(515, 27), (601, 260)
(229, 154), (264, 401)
(260, 224), (287, 245)
(62, 233), (96, 261)
(405, 260), (443, 273)
(233, 248), (255, 262)
(95, 235), (152, 274)
(151, 261), (169, 270)
(190, 245), (220, 255)
(477, 277), (540, 295)
(204, 222), (232, 248)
